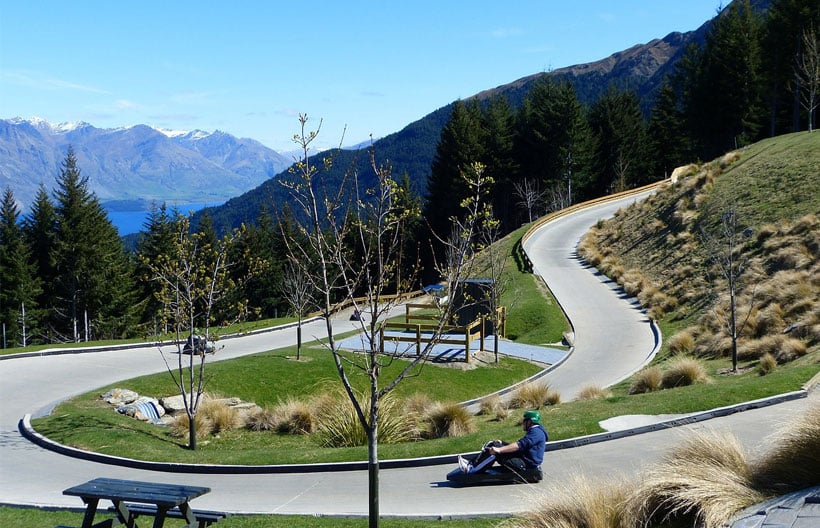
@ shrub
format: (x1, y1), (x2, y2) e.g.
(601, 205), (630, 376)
(423, 402), (475, 439)
(507, 474), (630, 528)
(753, 403), (820, 493)
(629, 366), (663, 394)
(246, 407), (277, 431)
(318, 391), (410, 447)
(668, 330), (696, 355)
(775, 337), (808, 362)
(477, 393), (508, 420)
(169, 411), (213, 439)
(510, 382), (560, 409)
(272, 397), (315, 434)
(662, 357), (709, 388)
(575, 385), (612, 401)
(200, 399), (242, 434)
(758, 353), (777, 376)
(626, 431), (763, 528)
(751, 303), (784, 338)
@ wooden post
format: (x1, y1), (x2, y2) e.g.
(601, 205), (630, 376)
(379, 325), (384, 354)
(416, 324), (421, 357)
(464, 324), (471, 364)
(480, 315), (486, 352)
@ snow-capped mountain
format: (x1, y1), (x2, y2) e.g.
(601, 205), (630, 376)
(0, 117), (289, 212)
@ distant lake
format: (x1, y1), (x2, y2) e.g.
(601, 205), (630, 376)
(105, 203), (212, 236)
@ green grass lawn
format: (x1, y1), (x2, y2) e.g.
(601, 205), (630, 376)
(0, 506), (503, 528)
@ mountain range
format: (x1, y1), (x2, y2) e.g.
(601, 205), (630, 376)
(0, 117), (290, 211)
(2, 4), (731, 227)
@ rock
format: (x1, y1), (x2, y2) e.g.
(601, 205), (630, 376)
(160, 394), (187, 413)
(102, 388), (139, 406)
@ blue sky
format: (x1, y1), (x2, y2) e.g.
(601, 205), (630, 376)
(1, 2), (722, 152)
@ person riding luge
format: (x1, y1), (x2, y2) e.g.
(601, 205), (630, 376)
(458, 410), (548, 482)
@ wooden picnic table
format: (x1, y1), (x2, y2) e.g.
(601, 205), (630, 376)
(62, 477), (226, 528)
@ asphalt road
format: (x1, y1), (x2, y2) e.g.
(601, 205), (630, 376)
(0, 190), (816, 519)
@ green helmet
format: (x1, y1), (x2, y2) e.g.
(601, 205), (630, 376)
(523, 410), (542, 425)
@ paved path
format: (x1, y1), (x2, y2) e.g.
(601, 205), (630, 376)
(1, 190), (816, 519)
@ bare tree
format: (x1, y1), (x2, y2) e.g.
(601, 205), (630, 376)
(699, 203), (755, 372)
(795, 26), (819, 132)
(144, 215), (260, 449)
(512, 178), (545, 223)
(281, 115), (482, 528)
(281, 258), (314, 360)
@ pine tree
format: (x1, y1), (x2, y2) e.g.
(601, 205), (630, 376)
(692, 0), (765, 158)
(516, 77), (590, 210)
(0, 187), (41, 347)
(761, 0), (820, 135)
(648, 79), (688, 178)
(423, 100), (485, 279)
(480, 96), (518, 230)
(586, 88), (650, 197)
(135, 202), (181, 331)
(22, 184), (57, 341)
(51, 147), (137, 341)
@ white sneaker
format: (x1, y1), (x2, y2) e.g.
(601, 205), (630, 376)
(458, 455), (471, 473)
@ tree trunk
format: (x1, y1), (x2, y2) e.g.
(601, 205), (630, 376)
(367, 425), (379, 528)
(188, 411), (198, 450)
(296, 320), (302, 360)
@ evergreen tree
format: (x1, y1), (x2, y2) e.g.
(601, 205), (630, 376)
(0, 187), (41, 347)
(480, 96), (519, 231)
(516, 77), (590, 210)
(761, 0), (820, 135)
(691, 0), (765, 158)
(586, 88), (650, 197)
(422, 100), (485, 279)
(235, 206), (285, 319)
(22, 184), (57, 341)
(647, 79), (688, 178)
(135, 202), (180, 331)
(51, 147), (137, 341)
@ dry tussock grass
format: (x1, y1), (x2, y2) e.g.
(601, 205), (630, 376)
(668, 330), (696, 355)
(510, 382), (560, 409)
(318, 391), (410, 447)
(661, 357), (709, 388)
(169, 411), (213, 439)
(503, 475), (631, 528)
(246, 407), (278, 431)
(514, 407), (819, 528)
(270, 397), (315, 434)
(626, 431), (764, 528)
(423, 402), (475, 438)
(629, 366), (663, 394)
(477, 393), (508, 419)
(199, 398), (242, 433)
(753, 403), (820, 493)
(576, 385), (612, 401)
(758, 353), (777, 375)
(750, 303), (785, 338)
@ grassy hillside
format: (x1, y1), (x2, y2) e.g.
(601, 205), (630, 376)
(579, 131), (819, 367)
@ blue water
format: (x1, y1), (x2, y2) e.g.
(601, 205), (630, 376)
(106, 203), (210, 236)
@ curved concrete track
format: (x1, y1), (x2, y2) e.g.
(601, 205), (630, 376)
(1, 191), (816, 519)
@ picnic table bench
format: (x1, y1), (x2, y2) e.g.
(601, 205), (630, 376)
(61, 477), (229, 528)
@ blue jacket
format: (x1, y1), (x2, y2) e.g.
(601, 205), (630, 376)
(516, 424), (548, 468)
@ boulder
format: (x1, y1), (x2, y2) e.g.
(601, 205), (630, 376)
(101, 388), (139, 406)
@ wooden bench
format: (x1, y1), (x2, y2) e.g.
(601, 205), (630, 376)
(109, 503), (230, 527)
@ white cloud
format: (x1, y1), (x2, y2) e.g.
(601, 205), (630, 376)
(489, 27), (524, 38)
(1, 70), (108, 94)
